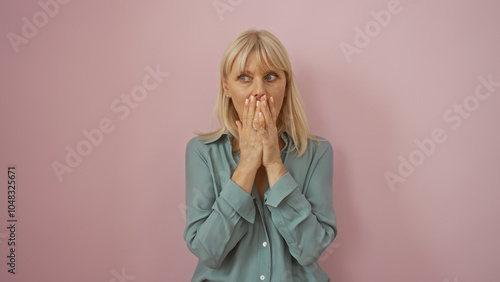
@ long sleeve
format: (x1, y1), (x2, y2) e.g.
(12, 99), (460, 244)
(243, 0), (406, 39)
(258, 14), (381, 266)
(183, 138), (256, 269)
(263, 140), (337, 266)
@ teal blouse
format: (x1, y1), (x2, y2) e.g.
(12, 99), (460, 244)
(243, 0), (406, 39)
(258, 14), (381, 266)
(184, 130), (337, 282)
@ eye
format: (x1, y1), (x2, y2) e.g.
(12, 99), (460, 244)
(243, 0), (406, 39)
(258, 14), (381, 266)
(238, 74), (250, 82)
(265, 73), (278, 81)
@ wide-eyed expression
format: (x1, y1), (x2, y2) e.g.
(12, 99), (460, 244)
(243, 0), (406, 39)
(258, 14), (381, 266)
(223, 52), (286, 124)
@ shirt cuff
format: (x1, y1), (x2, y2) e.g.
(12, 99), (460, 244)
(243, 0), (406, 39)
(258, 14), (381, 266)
(218, 179), (256, 224)
(264, 172), (298, 208)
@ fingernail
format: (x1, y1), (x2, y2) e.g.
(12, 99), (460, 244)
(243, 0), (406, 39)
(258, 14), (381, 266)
(257, 101), (260, 107)
(259, 112), (262, 118)
(250, 96), (254, 101)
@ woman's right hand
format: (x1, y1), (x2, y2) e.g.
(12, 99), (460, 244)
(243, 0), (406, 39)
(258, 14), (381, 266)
(232, 95), (263, 194)
(236, 95), (263, 170)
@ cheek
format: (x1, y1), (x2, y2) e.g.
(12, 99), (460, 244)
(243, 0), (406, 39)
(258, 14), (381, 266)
(231, 98), (244, 118)
(276, 99), (285, 115)
(271, 89), (286, 113)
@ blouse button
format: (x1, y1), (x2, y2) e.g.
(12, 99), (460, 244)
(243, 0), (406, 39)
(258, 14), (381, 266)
(262, 242), (268, 247)
(260, 275), (265, 280)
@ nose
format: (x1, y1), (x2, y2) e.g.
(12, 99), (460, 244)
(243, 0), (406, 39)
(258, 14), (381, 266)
(252, 78), (267, 100)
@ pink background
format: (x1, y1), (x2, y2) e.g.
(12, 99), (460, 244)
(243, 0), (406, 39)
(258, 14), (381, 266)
(1, 0), (500, 281)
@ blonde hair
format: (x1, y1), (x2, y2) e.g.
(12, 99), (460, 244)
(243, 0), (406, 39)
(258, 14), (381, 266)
(198, 29), (319, 157)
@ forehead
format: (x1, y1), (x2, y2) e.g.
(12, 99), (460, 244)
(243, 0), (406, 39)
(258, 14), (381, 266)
(230, 50), (279, 75)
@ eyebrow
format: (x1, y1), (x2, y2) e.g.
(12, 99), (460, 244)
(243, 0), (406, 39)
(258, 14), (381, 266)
(237, 70), (278, 75)
(238, 70), (253, 75)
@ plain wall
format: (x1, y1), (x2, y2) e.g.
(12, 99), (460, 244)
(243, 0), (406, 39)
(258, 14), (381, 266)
(1, 0), (499, 281)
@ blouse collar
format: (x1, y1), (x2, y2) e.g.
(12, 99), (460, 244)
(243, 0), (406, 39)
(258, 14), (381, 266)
(201, 129), (291, 148)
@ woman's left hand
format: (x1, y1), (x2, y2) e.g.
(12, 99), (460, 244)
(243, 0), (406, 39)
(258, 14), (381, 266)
(255, 95), (287, 185)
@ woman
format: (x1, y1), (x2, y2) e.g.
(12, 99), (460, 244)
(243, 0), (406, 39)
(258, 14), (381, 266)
(184, 29), (337, 282)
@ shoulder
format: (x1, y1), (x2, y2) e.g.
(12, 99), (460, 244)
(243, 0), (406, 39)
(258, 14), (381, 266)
(186, 135), (204, 150)
(186, 132), (230, 155)
(186, 135), (214, 153)
(305, 135), (333, 158)
(185, 136), (206, 160)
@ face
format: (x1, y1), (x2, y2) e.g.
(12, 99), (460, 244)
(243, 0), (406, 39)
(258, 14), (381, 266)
(223, 52), (287, 124)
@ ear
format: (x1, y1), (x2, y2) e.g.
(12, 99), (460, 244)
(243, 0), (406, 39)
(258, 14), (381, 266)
(223, 79), (230, 97)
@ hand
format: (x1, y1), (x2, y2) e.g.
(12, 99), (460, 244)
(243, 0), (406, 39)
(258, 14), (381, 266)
(255, 95), (283, 169)
(254, 96), (287, 188)
(235, 95), (263, 171)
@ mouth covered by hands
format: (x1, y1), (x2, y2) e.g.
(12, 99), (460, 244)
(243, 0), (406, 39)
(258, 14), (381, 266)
(235, 95), (283, 171)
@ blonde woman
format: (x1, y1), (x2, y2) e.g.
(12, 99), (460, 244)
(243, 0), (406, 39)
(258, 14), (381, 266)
(184, 29), (337, 282)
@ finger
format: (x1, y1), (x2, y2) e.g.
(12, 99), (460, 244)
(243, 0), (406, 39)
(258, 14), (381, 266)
(242, 98), (250, 128)
(269, 96), (278, 122)
(255, 112), (267, 141)
(236, 120), (242, 137)
(260, 98), (273, 129)
(253, 103), (262, 130)
(253, 110), (259, 130)
(254, 100), (262, 126)
(253, 117), (259, 131)
(257, 111), (267, 133)
(246, 96), (257, 128)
